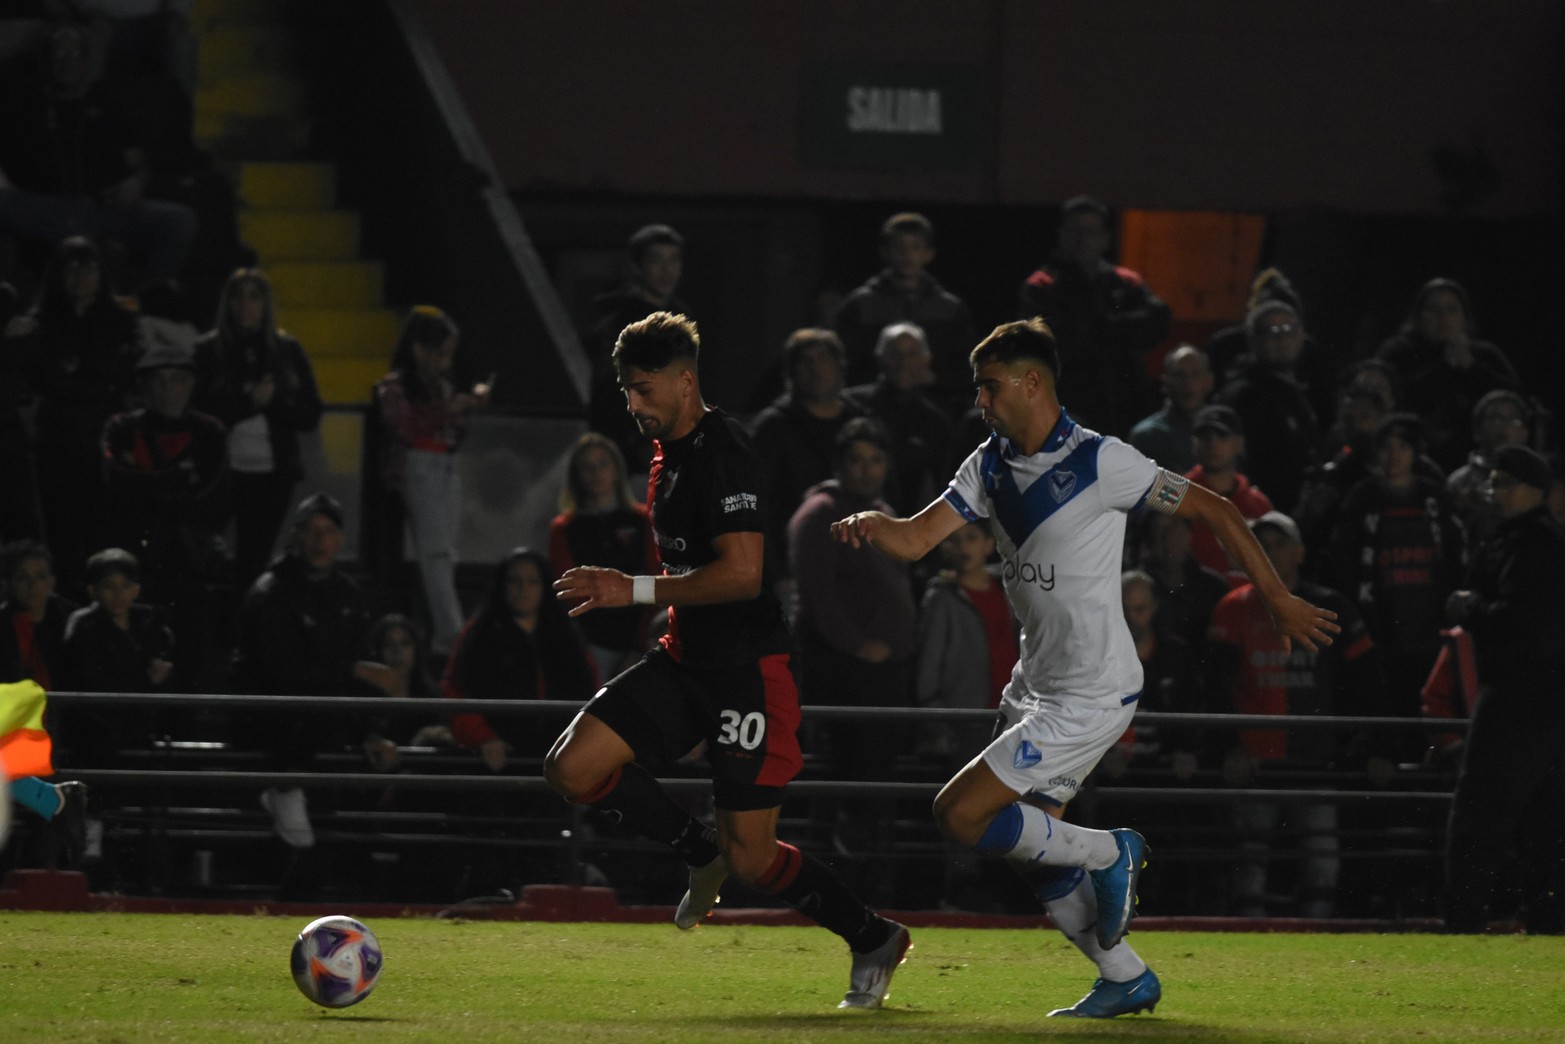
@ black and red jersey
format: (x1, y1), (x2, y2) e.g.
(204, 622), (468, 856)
(647, 408), (790, 667)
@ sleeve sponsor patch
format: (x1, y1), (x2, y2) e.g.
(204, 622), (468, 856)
(721, 492), (759, 514)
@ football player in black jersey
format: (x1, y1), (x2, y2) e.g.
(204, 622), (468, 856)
(548, 312), (910, 1010)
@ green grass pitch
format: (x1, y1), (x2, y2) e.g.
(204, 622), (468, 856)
(2, 912), (1563, 1042)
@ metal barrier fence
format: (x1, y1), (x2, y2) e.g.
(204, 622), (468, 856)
(18, 691), (1468, 920)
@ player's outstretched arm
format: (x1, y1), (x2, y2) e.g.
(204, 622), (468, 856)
(831, 497), (967, 562)
(1174, 482), (1339, 652)
(554, 531), (765, 616)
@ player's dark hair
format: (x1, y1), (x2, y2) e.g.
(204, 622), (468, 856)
(879, 211), (934, 247)
(782, 327), (845, 379)
(627, 224), (684, 265)
(833, 416), (892, 464)
(85, 547), (139, 586)
(1374, 412), (1426, 454)
(613, 311), (700, 374)
(970, 318), (1061, 381)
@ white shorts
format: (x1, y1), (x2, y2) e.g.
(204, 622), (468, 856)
(978, 690), (1137, 807)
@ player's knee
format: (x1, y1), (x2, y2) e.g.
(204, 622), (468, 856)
(719, 835), (779, 884)
(932, 790), (985, 847)
(541, 747), (600, 803)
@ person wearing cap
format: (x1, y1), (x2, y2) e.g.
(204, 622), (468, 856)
(99, 337), (230, 690)
(1206, 511), (1385, 919)
(1446, 390), (1534, 556)
(1442, 445), (1565, 933)
(1184, 403), (1274, 587)
(1327, 414), (1465, 745)
(1212, 300), (1321, 514)
(232, 492), (388, 858)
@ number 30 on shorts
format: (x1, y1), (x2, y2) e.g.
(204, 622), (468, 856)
(718, 710), (766, 750)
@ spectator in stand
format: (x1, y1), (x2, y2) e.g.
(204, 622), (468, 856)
(8, 237), (138, 588)
(231, 493), (383, 851)
(445, 548), (597, 897)
(748, 328), (863, 591)
(1447, 390), (1534, 558)
(1016, 195), (1171, 436)
(0, 541), (77, 689)
(57, 548), (175, 770)
(1128, 343), (1213, 474)
(445, 548), (598, 772)
(0, 279), (45, 543)
(1327, 415), (1465, 743)
(1214, 301), (1320, 514)
(788, 418), (917, 896)
(548, 432), (658, 682)
(1442, 447), (1565, 933)
(1294, 373), (1393, 573)
(100, 339), (229, 687)
(834, 212), (975, 412)
(1376, 278), (1521, 389)
(1184, 404), (1273, 586)
(1386, 281), (1523, 473)
(1108, 571), (1205, 782)
(1130, 510), (1229, 657)
(915, 520), (1016, 767)
(913, 519), (1018, 912)
(1204, 268), (1341, 425)
(585, 224), (689, 476)
(192, 268), (322, 590)
(845, 321), (954, 518)
(1111, 570), (1207, 914)
(357, 613), (446, 774)
(374, 306), (491, 655)
(1206, 512), (1385, 919)
(0, 22), (198, 288)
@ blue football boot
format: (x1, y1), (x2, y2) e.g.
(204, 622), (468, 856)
(1047, 967), (1161, 1018)
(1089, 827), (1147, 949)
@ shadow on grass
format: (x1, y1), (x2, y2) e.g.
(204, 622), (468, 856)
(687, 1011), (1277, 1041)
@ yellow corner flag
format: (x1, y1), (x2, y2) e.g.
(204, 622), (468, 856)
(0, 679), (53, 780)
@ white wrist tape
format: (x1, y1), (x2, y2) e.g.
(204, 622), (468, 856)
(631, 575), (657, 605)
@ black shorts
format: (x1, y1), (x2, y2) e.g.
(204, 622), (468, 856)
(583, 646), (803, 812)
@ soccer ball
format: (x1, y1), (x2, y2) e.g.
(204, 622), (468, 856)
(289, 915), (383, 1008)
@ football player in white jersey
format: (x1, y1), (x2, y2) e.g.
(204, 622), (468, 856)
(832, 318), (1338, 1019)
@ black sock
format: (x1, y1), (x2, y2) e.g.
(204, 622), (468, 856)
(757, 842), (894, 953)
(579, 763), (720, 867)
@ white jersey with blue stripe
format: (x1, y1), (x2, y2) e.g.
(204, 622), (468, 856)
(944, 410), (1184, 706)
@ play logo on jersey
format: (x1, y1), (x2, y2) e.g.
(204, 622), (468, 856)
(1013, 739), (1043, 770)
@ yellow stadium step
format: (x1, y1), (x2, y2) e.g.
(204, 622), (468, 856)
(277, 307), (401, 360)
(317, 411), (367, 475)
(239, 210), (360, 261)
(269, 260), (384, 308)
(238, 162), (337, 210)
(198, 24), (301, 81)
(196, 72), (308, 119)
(313, 357), (388, 406)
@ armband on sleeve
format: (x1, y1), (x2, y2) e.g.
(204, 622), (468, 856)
(1143, 469), (1189, 515)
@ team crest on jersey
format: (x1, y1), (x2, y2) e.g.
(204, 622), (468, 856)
(660, 467), (680, 497)
(1014, 739), (1042, 770)
(1048, 469), (1077, 503)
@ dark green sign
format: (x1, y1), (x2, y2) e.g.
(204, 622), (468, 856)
(800, 60), (983, 172)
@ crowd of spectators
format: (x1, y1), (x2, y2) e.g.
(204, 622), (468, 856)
(2, 12), (1561, 923)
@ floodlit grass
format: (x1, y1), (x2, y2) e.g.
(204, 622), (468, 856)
(2, 913), (1563, 1041)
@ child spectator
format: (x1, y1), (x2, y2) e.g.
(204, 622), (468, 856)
(1184, 404), (1273, 586)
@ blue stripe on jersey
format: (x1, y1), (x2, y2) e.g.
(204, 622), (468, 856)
(981, 430), (1102, 548)
(943, 487), (982, 523)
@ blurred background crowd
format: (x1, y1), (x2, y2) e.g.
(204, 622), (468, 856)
(1, 1), (1561, 928)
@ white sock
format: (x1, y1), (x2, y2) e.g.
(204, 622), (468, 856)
(1046, 873), (1147, 982)
(1007, 803), (1119, 871)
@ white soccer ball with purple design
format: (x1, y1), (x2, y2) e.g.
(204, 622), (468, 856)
(290, 915), (383, 1008)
